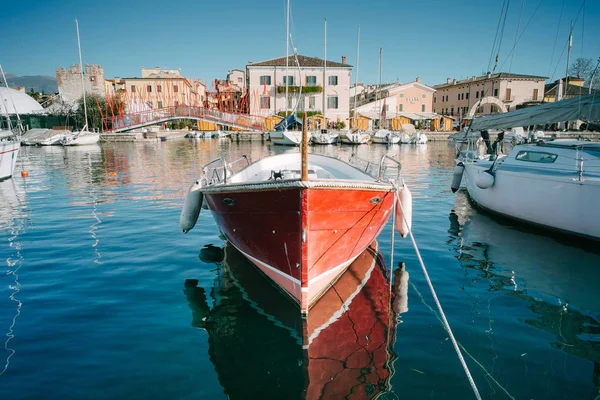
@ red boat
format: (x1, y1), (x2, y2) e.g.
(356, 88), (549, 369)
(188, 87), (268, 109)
(185, 240), (409, 399)
(181, 151), (412, 315)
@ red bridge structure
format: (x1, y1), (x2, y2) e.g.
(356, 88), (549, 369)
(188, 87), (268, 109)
(103, 106), (266, 133)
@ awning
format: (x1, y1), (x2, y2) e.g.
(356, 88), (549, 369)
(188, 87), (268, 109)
(470, 94), (600, 131)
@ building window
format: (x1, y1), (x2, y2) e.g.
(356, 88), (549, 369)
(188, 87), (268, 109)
(399, 104), (403, 112)
(308, 96), (315, 109)
(505, 88), (512, 100)
(476, 91), (479, 99)
(328, 76), (338, 86)
(385, 104), (389, 111)
(422, 94), (427, 99)
(131, 85), (136, 93)
(147, 85), (152, 93)
(157, 101), (163, 108)
(260, 96), (270, 109)
(466, 92), (469, 100)
(533, 88), (538, 101)
(174, 85), (179, 93)
(422, 104), (426, 112)
(306, 76), (317, 86)
(433, 96), (436, 103)
(175, 101), (179, 107)
(451, 107), (454, 115)
(259, 75), (271, 85)
(399, 93), (405, 98)
(480, 90), (484, 97)
(157, 85), (162, 93)
(457, 94), (460, 100)
(284, 76), (294, 85)
(327, 96), (338, 109)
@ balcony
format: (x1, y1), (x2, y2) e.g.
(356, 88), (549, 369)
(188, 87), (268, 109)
(277, 86), (323, 94)
(503, 96), (515, 103)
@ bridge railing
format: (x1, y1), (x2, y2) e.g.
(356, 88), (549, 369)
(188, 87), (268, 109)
(105, 106), (266, 131)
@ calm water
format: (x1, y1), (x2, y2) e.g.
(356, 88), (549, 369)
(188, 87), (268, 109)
(1, 139), (599, 399)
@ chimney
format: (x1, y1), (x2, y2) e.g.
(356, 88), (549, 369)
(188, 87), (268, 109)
(452, 79), (457, 85)
(342, 55), (347, 64)
(447, 78), (451, 84)
(486, 72), (491, 79)
(557, 79), (564, 101)
(416, 77), (421, 83)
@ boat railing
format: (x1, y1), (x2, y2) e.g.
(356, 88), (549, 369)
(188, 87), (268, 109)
(349, 154), (402, 182)
(201, 155), (250, 185)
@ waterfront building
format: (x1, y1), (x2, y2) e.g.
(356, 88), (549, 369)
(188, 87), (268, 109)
(432, 72), (547, 119)
(353, 78), (436, 128)
(544, 76), (600, 102)
(56, 64), (106, 103)
(206, 69), (248, 113)
(104, 67), (207, 113)
(246, 55), (352, 124)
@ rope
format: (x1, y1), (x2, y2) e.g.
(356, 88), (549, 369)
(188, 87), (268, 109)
(394, 184), (482, 400)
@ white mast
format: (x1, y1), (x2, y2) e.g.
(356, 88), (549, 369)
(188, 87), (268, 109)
(564, 24), (573, 100)
(0, 64), (21, 133)
(285, 0), (289, 129)
(76, 19), (89, 132)
(377, 47), (382, 128)
(323, 18), (327, 128)
(353, 24), (360, 129)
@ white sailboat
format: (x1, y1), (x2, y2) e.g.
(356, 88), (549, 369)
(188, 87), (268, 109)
(0, 65), (21, 180)
(61, 19), (100, 146)
(452, 94), (600, 240)
(371, 49), (399, 145)
(268, 1), (303, 147)
(340, 24), (370, 145)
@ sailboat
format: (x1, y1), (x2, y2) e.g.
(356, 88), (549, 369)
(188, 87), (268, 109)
(340, 24), (370, 145)
(452, 94), (600, 240)
(185, 240), (407, 398)
(61, 19), (100, 146)
(0, 65), (22, 180)
(371, 49), (400, 145)
(311, 18), (339, 146)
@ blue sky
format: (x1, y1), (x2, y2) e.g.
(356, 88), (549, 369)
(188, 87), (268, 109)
(2, 0), (599, 88)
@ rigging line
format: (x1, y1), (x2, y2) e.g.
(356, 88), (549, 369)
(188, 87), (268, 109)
(409, 281), (516, 400)
(498, 0), (545, 72)
(548, 0), (565, 78)
(493, 0), (511, 73)
(488, 0), (508, 72)
(509, 0), (525, 73)
(393, 192), (482, 400)
(549, 37), (570, 81)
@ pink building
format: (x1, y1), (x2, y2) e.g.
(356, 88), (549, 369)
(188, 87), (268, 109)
(432, 72), (547, 119)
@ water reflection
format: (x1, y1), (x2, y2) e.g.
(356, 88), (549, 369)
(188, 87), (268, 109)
(0, 179), (28, 376)
(184, 241), (409, 399)
(449, 189), (600, 395)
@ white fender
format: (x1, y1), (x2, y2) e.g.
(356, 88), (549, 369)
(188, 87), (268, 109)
(450, 162), (465, 193)
(395, 182), (412, 238)
(475, 170), (495, 189)
(180, 180), (204, 233)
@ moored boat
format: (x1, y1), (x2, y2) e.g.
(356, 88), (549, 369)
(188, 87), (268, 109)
(453, 95), (600, 240)
(371, 129), (400, 144)
(180, 150), (411, 314)
(0, 133), (20, 180)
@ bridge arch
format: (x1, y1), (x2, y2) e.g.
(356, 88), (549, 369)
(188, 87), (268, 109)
(467, 96), (507, 117)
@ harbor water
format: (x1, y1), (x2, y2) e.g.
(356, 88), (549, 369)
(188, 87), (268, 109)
(1, 139), (599, 399)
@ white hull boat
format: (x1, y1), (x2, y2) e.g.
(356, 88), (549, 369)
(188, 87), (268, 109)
(399, 133), (411, 144)
(453, 95), (600, 240)
(39, 132), (68, 146)
(269, 130), (302, 146)
(61, 131), (100, 146)
(311, 130), (338, 145)
(0, 137), (19, 180)
(339, 130), (370, 144)
(411, 132), (428, 144)
(371, 129), (400, 144)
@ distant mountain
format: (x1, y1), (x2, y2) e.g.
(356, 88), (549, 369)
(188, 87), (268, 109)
(5, 74), (58, 94)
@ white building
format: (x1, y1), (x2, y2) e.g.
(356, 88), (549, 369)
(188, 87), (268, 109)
(246, 55), (352, 124)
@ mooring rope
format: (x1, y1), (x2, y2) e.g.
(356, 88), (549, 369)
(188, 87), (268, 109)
(394, 182), (482, 400)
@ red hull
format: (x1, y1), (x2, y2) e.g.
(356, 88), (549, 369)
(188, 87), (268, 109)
(205, 184), (396, 313)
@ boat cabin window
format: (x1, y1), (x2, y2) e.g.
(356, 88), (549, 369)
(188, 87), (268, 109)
(515, 151), (558, 163)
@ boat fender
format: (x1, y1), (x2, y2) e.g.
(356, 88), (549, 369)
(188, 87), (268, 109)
(180, 180), (204, 233)
(475, 170), (495, 189)
(450, 162), (465, 193)
(395, 182), (413, 238)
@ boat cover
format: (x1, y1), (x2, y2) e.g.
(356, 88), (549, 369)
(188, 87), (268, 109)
(470, 94), (600, 131)
(275, 114), (302, 131)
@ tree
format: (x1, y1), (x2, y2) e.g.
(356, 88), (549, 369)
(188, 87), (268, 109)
(568, 57), (600, 89)
(74, 94), (125, 131)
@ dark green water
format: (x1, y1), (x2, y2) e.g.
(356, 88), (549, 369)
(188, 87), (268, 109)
(0, 139), (598, 399)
